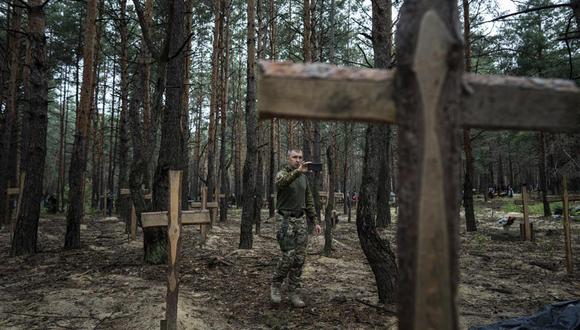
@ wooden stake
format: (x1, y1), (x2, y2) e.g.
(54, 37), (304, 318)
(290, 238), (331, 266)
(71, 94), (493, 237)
(166, 170), (182, 330)
(103, 190), (108, 217)
(521, 184), (531, 241)
(130, 204), (137, 241)
(202, 186), (207, 210)
(562, 176), (573, 275)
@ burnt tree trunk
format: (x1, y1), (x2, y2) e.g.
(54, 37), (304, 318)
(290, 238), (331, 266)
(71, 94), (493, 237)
(64, 0), (99, 250)
(11, 1), (49, 256)
(240, 0), (257, 249)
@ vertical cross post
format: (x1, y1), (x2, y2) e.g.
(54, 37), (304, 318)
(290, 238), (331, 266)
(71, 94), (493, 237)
(396, 7), (462, 329)
(521, 184), (532, 241)
(562, 176), (573, 275)
(165, 170), (182, 330)
(130, 204), (137, 241)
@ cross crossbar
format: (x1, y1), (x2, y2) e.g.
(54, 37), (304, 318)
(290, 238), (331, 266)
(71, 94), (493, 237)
(141, 210), (211, 228)
(514, 194), (580, 204)
(258, 62), (580, 132)
(6, 188), (20, 196)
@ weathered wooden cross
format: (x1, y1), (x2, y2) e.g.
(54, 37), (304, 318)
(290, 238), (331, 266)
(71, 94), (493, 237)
(257, 4), (579, 330)
(119, 188), (152, 240)
(188, 186), (222, 224)
(514, 180), (578, 274)
(138, 171), (211, 330)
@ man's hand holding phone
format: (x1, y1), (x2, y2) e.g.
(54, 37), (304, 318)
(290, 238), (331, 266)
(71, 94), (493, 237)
(298, 161), (311, 173)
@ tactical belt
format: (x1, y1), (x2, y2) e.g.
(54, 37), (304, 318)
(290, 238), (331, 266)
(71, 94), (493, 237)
(278, 210), (304, 218)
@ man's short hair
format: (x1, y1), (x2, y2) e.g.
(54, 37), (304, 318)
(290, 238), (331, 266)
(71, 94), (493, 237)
(287, 149), (303, 157)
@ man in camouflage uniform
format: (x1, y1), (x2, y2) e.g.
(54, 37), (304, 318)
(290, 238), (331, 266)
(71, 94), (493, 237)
(270, 149), (321, 307)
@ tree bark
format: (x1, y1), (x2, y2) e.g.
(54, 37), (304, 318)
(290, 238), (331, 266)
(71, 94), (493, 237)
(0, 1), (22, 228)
(462, 0), (476, 232)
(11, 0), (49, 255)
(207, 0), (222, 224)
(182, 0), (195, 210)
(538, 132), (551, 216)
(148, 0), (186, 264)
(219, 0), (232, 222)
(324, 142), (336, 257)
(240, 0), (257, 249)
(353, 0), (398, 304)
(116, 0), (130, 225)
(374, 0), (393, 229)
(64, 0), (99, 250)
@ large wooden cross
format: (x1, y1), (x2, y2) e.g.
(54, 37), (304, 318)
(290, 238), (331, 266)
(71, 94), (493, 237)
(257, 4), (579, 330)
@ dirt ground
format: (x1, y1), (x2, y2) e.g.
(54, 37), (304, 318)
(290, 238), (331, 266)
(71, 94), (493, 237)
(1, 199), (579, 329)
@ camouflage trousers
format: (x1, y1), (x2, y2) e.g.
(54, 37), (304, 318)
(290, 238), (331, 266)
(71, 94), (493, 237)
(272, 215), (308, 292)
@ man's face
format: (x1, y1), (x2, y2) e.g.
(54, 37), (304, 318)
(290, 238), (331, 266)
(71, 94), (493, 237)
(287, 150), (303, 169)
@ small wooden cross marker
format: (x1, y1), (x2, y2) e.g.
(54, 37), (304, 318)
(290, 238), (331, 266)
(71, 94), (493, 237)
(140, 170), (210, 330)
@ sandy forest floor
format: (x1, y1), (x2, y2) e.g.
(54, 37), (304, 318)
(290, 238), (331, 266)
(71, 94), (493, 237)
(1, 198), (579, 329)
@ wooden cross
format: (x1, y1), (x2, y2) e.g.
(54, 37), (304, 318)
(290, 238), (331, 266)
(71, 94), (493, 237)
(257, 5), (579, 330)
(188, 186), (220, 224)
(138, 171), (211, 330)
(120, 188), (153, 240)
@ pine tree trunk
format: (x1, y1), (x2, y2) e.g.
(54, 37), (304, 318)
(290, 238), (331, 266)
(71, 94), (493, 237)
(116, 0), (130, 224)
(192, 94), (203, 201)
(107, 65), (117, 196)
(462, 0), (476, 232)
(57, 66), (70, 212)
(240, 0), (257, 249)
(342, 122), (350, 216)
(219, 0), (231, 222)
(324, 141), (336, 256)
(354, 0), (398, 303)
(64, 0), (99, 250)
(538, 132), (551, 216)
(254, 151), (264, 234)
(181, 0), (195, 210)
(10, 0), (49, 255)
(233, 64), (243, 207)
(0, 1), (22, 228)
(148, 0), (186, 264)
(141, 0), (156, 191)
(207, 0), (222, 224)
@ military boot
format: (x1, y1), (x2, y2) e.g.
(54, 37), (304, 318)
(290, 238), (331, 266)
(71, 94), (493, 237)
(270, 283), (281, 304)
(289, 292), (305, 308)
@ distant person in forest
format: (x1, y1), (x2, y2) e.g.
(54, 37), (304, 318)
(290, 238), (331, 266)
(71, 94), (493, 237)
(270, 149), (321, 308)
(46, 194), (58, 214)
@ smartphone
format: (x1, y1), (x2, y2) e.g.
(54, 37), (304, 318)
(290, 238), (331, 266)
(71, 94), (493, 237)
(307, 163), (323, 172)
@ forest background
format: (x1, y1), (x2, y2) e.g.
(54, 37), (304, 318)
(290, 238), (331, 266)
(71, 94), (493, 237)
(0, 0), (578, 256)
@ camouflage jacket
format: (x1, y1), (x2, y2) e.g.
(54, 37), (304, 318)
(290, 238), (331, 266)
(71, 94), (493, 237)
(275, 166), (318, 223)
